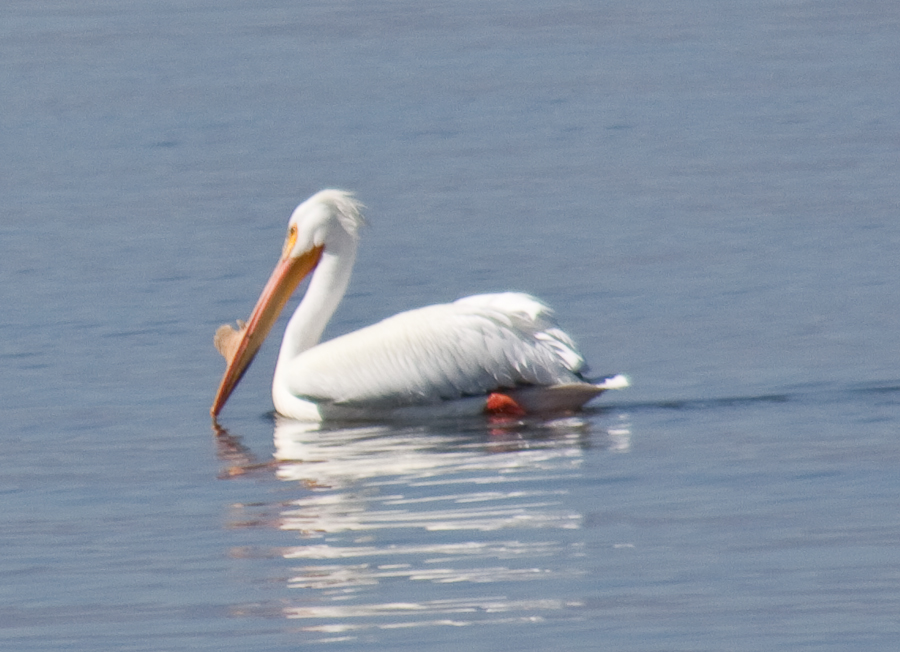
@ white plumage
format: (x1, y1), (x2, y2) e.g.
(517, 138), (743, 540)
(211, 190), (626, 421)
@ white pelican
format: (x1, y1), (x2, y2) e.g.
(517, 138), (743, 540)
(211, 190), (627, 421)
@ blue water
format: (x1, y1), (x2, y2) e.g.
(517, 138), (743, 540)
(2, 1), (900, 650)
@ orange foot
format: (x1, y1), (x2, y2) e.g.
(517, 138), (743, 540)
(485, 392), (527, 416)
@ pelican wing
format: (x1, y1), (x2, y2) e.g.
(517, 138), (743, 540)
(281, 293), (587, 408)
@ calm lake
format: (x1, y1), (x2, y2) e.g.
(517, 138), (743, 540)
(2, 1), (899, 650)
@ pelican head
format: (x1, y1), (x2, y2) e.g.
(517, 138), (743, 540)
(211, 190), (364, 418)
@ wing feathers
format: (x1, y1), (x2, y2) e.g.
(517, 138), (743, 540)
(282, 293), (587, 407)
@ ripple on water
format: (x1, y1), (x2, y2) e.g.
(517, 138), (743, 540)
(218, 413), (632, 641)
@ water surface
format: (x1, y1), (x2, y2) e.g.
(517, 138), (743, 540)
(2, 1), (900, 650)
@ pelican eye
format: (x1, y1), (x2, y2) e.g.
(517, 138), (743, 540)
(282, 224), (298, 258)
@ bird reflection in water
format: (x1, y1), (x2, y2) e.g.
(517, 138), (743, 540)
(214, 413), (631, 641)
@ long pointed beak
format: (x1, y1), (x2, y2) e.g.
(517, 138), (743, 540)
(210, 245), (324, 418)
